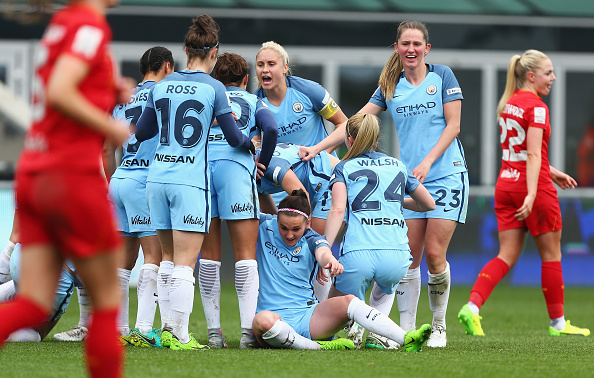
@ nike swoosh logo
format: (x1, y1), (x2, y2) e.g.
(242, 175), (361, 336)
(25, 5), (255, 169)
(444, 208), (453, 212)
(366, 310), (373, 319)
(153, 293), (159, 297)
(134, 333), (157, 346)
(405, 337), (416, 345)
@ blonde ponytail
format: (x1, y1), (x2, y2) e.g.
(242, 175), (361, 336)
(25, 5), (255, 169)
(342, 113), (380, 161)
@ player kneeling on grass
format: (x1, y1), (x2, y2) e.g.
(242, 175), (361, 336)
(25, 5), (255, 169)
(323, 113), (436, 350)
(252, 189), (432, 351)
(0, 244), (80, 342)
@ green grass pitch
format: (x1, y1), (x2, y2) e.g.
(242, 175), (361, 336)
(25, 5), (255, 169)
(0, 284), (592, 377)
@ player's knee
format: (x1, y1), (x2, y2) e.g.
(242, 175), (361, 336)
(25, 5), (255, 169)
(253, 311), (280, 334)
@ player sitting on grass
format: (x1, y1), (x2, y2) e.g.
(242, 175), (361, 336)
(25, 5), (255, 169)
(252, 189), (432, 351)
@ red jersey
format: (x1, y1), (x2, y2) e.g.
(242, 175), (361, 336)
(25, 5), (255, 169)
(496, 90), (555, 192)
(18, 2), (116, 174)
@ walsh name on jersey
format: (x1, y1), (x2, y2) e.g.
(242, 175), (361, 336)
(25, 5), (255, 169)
(357, 158), (400, 167)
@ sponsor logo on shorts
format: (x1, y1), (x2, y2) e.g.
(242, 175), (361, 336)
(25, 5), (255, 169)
(131, 215), (151, 225)
(183, 215), (204, 226)
(500, 168), (521, 181)
(231, 203), (254, 213)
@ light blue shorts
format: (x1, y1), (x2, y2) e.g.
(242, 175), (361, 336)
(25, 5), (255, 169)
(209, 160), (259, 220)
(275, 304), (317, 339)
(10, 244), (76, 321)
(334, 249), (413, 300)
(403, 172), (468, 223)
(146, 182), (210, 233)
(109, 177), (156, 237)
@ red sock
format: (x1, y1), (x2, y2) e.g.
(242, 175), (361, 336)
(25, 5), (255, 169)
(469, 257), (510, 308)
(85, 307), (123, 378)
(0, 295), (47, 347)
(542, 261), (564, 319)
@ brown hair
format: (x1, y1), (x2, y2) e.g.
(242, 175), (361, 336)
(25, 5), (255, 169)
(214, 53), (249, 86)
(497, 49), (549, 118)
(342, 113), (381, 161)
(278, 189), (311, 218)
(184, 14), (219, 61)
(378, 21), (429, 99)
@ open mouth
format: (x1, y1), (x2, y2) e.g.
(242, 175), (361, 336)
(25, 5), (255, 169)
(261, 75), (272, 85)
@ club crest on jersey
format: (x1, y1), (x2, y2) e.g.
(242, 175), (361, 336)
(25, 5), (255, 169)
(292, 246), (301, 256)
(293, 102), (304, 113)
(426, 85), (437, 95)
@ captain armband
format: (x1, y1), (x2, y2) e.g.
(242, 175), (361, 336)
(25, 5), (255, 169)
(318, 98), (340, 120)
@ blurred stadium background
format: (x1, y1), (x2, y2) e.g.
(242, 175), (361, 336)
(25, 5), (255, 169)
(0, 0), (593, 285)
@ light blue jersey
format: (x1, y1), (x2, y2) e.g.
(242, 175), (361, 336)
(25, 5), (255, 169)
(145, 70), (232, 189)
(369, 64), (466, 183)
(209, 86), (265, 171)
(330, 151), (420, 254)
(259, 143), (333, 216)
(254, 76), (334, 147)
(111, 81), (159, 183)
(256, 213), (330, 313)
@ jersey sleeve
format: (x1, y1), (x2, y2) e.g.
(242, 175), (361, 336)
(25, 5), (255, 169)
(213, 81), (233, 117)
(526, 104), (549, 131)
(258, 212), (274, 225)
(304, 229), (330, 256)
(405, 169), (421, 194)
(329, 162), (347, 189)
(112, 103), (125, 120)
(288, 76), (330, 113)
(263, 157), (293, 185)
(369, 86), (388, 109)
(434, 65), (464, 104)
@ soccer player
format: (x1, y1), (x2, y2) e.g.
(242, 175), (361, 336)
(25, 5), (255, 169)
(134, 15), (255, 350)
(109, 46), (174, 346)
(458, 50), (590, 337)
(0, 244), (79, 342)
(253, 189), (432, 351)
(324, 113), (435, 349)
(257, 142), (339, 235)
(0, 210), (18, 284)
(300, 21), (467, 347)
(198, 52), (277, 349)
(0, 0), (131, 376)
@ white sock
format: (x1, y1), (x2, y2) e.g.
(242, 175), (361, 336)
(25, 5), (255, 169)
(135, 263), (159, 334)
(117, 268), (131, 335)
(0, 280), (16, 301)
(397, 266), (421, 332)
(7, 328), (41, 342)
(313, 268), (331, 302)
(0, 241), (15, 284)
(467, 302), (480, 315)
(170, 265), (195, 344)
(428, 262), (450, 328)
(198, 259), (221, 330)
(262, 319), (320, 350)
(235, 260), (259, 330)
(158, 260), (174, 329)
(77, 286), (91, 328)
(370, 281), (395, 315)
(347, 296), (406, 345)
(550, 316), (566, 330)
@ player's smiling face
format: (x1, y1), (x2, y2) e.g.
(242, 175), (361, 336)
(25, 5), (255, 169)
(396, 28), (430, 71)
(256, 49), (288, 91)
(278, 213), (309, 247)
(532, 57), (555, 97)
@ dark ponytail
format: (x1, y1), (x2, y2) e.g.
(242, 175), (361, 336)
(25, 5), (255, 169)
(184, 14), (220, 61)
(139, 46), (174, 77)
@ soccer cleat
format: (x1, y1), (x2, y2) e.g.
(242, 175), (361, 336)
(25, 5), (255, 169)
(458, 304), (485, 336)
(169, 333), (210, 350)
(426, 325), (447, 347)
(549, 320), (590, 336)
(347, 321), (366, 349)
(160, 329), (173, 348)
(403, 324), (431, 352)
(125, 328), (162, 347)
(53, 326), (88, 341)
(316, 338), (355, 350)
(208, 329), (228, 348)
(239, 328), (258, 349)
(364, 332), (400, 350)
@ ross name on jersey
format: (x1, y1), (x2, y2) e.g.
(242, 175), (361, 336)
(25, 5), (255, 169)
(165, 85), (199, 95)
(503, 104), (524, 118)
(357, 158), (399, 167)
(121, 158), (149, 168)
(154, 153), (195, 164)
(361, 217), (405, 227)
(264, 241), (300, 265)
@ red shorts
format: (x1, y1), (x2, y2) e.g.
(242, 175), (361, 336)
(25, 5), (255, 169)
(16, 171), (121, 258)
(494, 188), (562, 236)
